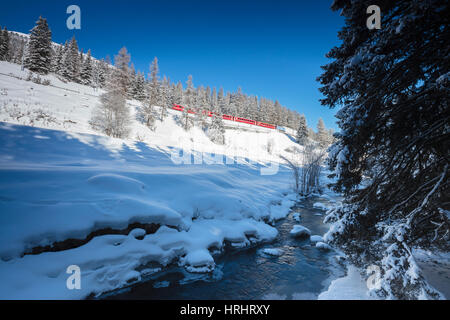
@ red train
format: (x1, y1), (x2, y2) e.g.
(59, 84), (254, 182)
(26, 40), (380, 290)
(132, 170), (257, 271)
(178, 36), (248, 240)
(172, 104), (276, 130)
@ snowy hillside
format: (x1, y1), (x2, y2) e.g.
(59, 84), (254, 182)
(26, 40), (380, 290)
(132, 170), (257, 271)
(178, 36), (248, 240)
(0, 58), (313, 299)
(0, 61), (302, 165)
(0, 60), (305, 299)
(0, 122), (298, 299)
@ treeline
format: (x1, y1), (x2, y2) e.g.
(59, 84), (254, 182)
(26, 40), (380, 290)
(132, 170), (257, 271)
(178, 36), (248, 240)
(1, 17), (334, 146)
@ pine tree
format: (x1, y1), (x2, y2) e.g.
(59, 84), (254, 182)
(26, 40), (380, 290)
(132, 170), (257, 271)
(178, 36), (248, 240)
(97, 58), (109, 88)
(0, 27), (10, 61)
(52, 45), (64, 74)
(217, 87), (225, 114)
(141, 56), (161, 128)
(174, 82), (183, 105)
(159, 75), (169, 120)
(318, 0), (448, 300)
(62, 37), (80, 81)
(181, 75), (195, 131)
(208, 90), (225, 144)
(128, 63), (137, 99)
(90, 47), (131, 138)
(195, 86), (208, 129)
(80, 49), (93, 86)
(181, 80), (192, 131)
(0, 27), (4, 60)
(316, 118), (328, 148)
(133, 71), (146, 101)
(183, 75), (195, 109)
(24, 17), (52, 74)
(148, 57), (161, 107)
(211, 87), (218, 110)
(296, 115), (308, 146)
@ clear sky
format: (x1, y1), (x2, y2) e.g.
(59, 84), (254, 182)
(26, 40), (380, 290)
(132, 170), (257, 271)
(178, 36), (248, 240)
(1, 0), (344, 130)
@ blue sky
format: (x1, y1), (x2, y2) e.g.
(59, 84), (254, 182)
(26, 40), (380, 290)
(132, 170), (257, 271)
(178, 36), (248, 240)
(1, 0), (344, 130)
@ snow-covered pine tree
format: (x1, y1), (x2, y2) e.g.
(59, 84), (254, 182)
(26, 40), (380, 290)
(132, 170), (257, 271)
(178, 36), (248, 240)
(128, 63), (137, 99)
(24, 17), (52, 74)
(195, 86), (208, 130)
(208, 94), (225, 145)
(247, 96), (258, 120)
(0, 27), (4, 60)
(90, 47), (131, 138)
(174, 81), (183, 105)
(217, 87), (225, 114)
(51, 45), (63, 74)
(62, 37), (81, 82)
(0, 27), (10, 61)
(273, 100), (282, 126)
(316, 118), (329, 148)
(141, 57), (161, 129)
(80, 49), (93, 86)
(296, 115), (308, 146)
(133, 71), (147, 101)
(159, 75), (169, 120)
(318, 0), (449, 300)
(211, 87), (218, 110)
(181, 75), (195, 131)
(205, 86), (212, 106)
(148, 57), (161, 107)
(227, 91), (238, 117)
(97, 58), (109, 88)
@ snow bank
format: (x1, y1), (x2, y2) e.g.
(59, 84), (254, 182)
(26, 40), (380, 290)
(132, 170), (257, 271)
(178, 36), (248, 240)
(318, 266), (375, 300)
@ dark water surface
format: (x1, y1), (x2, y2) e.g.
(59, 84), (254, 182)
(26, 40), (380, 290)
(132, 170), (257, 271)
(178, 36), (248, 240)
(103, 196), (344, 300)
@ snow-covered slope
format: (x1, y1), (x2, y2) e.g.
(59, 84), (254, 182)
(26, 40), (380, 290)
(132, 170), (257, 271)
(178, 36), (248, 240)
(0, 61), (301, 165)
(0, 122), (297, 298)
(0, 60), (305, 299)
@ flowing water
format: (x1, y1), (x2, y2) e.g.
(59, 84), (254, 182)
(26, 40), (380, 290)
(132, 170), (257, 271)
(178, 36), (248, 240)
(103, 196), (345, 300)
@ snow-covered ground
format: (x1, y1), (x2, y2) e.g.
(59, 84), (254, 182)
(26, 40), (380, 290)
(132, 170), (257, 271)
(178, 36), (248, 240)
(0, 60), (308, 299)
(0, 122), (299, 299)
(318, 266), (375, 300)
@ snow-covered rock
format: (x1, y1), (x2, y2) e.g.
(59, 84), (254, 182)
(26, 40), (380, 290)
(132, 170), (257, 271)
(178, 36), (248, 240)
(310, 235), (324, 243)
(289, 225), (311, 238)
(180, 249), (215, 273)
(313, 202), (330, 211)
(316, 242), (332, 251)
(292, 212), (301, 222)
(261, 248), (283, 256)
(129, 228), (146, 239)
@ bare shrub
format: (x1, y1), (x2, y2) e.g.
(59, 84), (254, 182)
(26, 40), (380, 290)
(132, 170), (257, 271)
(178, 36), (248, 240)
(281, 143), (326, 195)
